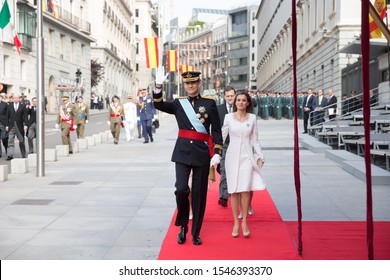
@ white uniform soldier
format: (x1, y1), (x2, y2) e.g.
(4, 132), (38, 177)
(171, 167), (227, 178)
(123, 95), (137, 141)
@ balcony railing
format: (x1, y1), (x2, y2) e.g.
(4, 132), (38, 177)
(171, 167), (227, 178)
(45, 4), (91, 34)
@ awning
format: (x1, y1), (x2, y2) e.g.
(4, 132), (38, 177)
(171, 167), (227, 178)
(339, 39), (389, 59)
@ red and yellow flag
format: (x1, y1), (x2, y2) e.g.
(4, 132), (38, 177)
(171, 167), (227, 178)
(144, 37), (159, 68)
(167, 50), (177, 72)
(369, 0), (387, 38)
(180, 65), (194, 73)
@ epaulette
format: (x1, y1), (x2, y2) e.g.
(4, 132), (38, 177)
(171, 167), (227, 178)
(200, 95), (216, 100)
(175, 96), (188, 99)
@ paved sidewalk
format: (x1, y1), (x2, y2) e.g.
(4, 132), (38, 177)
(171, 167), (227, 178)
(0, 114), (389, 260)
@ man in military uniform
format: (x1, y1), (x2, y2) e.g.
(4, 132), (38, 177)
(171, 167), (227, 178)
(137, 88), (155, 143)
(55, 95), (76, 154)
(153, 67), (223, 246)
(74, 96), (90, 139)
(108, 95), (124, 144)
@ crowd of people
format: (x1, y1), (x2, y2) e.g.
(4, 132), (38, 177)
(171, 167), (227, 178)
(0, 93), (37, 161)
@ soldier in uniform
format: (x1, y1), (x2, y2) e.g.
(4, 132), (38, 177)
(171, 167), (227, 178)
(137, 88), (156, 144)
(73, 96), (90, 139)
(153, 67), (223, 246)
(55, 95), (76, 154)
(108, 95), (124, 144)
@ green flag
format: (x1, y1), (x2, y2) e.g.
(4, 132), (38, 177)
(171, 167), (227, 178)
(0, 0), (11, 29)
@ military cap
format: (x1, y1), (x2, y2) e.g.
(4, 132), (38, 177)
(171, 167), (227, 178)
(61, 95), (70, 101)
(181, 71), (201, 83)
(77, 95), (83, 100)
(112, 95), (120, 102)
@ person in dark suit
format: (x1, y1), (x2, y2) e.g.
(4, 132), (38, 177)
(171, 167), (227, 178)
(313, 89), (328, 125)
(0, 93), (9, 157)
(369, 90), (378, 106)
(217, 86), (236, 208)
(137, 88), (156, 143)
(153, 68), (223, 246)
(327, 89), (338, 120)
(303, 88), (315, 133)
(26, 97), (37, 154)
(5, 94), (28, 160)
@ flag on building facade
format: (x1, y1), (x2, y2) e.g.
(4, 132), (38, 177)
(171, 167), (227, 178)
(0, 0), (23, 55)
(144, 37), (159, 68)
(167, 50), (177, 72)
(180, 65), (194, 73)
(13, 27), (22, 55)
(369, 0), (387, 38)
(0, 0), (11, 29)
(48, 0), (59, 18)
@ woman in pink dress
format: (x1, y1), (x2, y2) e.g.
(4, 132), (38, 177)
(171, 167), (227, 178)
(222, 91), (266, 238)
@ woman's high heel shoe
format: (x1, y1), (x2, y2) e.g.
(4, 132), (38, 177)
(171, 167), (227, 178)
(232, 224), (239, 238)
(242, 222), (250, 238)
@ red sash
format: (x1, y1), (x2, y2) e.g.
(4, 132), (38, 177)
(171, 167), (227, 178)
(62, 118), (75, 131)
(110, 114), (121, 117)
(178, 129), (214, 157)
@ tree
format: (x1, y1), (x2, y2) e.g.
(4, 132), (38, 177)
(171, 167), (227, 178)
(91, 58), (105, 88)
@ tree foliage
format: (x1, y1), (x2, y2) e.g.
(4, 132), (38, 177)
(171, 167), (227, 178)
(91, 58), (105, 88)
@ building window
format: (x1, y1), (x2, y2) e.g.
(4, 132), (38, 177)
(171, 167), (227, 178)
(49, 29), (55, 56)
(20, 60), (26, 81)
(136, 42), (139, 54)
(252, 26), (255, 34)
(251, 53), (255, 61)
(16, 2), (36, 51)
(136, 63), (139, 71)
(81, 44), (85, 67)
(60, 34), (65, 59)
(71, 39), (76, 63)
(3, 55), (10, 78)
(252, 40), (255, 48)
(135, 9), (139, 17)
(135, 25), (139, 33)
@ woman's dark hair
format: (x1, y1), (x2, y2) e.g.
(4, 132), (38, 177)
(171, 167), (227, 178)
(233, 91), (253, 113)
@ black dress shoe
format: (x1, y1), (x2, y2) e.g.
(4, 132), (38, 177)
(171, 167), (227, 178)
(150, 137), (154, 142)
(192, 235), (202, 245)
(69, 151), (73, 154)
(177, 226), (188, 244)
(218, 198), (228, 207)
(6, 156), (13, 161)
(143, 140), (149, 144)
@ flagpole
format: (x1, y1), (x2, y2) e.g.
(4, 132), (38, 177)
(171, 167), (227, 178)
(36, 0), (45, 177)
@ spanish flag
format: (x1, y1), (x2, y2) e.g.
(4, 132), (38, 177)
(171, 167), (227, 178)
(167, 50), (177, 72)
(369, 0), (387, 38)
(144, 37), (159, 68)
(181, 65), (194, 73)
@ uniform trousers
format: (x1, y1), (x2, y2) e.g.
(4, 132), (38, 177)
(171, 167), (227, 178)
(174, 162), (209, 237)
(61, 124), (73, 152)
(141, 118), (153, 141)
(76, 123), (86, 139)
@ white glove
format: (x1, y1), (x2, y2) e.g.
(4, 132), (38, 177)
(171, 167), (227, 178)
(137, 117), (140, 121)
(5, 126), (9, 131)
(210, 154), (221, 167)
(85, 120), (89, 124)
(155, 66), (169, 85)
(55, 124), (59, 129)
(24, 126), (28, 131)
(107, 121), (110, 125)
(73, 125), (77, 130)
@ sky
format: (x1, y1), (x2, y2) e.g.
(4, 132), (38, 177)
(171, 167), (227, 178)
(153, 0), (260, 26)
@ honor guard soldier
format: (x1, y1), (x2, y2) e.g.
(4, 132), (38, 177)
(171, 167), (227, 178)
(55, 94), (76, 154)
(108, 95), (124, 144)
(153, 67), (223, 246)
(74, 96), (90, 139)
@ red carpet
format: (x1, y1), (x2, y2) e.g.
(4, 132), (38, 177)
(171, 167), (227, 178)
(158, 178), (301, 260)
(158, 175), (390, 260)
(285, 221), (390, 260)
